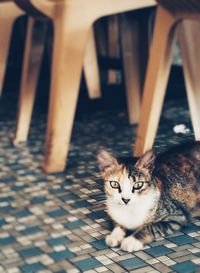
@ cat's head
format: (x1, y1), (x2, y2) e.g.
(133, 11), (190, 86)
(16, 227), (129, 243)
(97, 149), (157, 206)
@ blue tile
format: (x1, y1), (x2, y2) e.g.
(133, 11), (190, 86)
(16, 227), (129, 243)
(14, 209), (31, 218)
(194, 252), (200, 258)
(64, 219), (86, 230)
(95, 179), (103, 186)
(49, 188), (64, 195)
(90, 193), (106, 201)
(119, 257), (147, 271)
(21, 226), (41, 235)
(182, 223), (200, 233)
(8, 164), (24, 171)
(11, 185), (27, 191)
(75, 172), (91, 178)
(170, 261), (199, 273)
(34, 176), (47, 181)
(50, 249), (75, 261)
(20, 262), (45, 273)
(33, 178), (48, 184)
(47, 236), (70, 246)
(168, 234), (197, 245)
(0, 218), (6, 227)
(87, 210), (107, 220)
(31, 196), (47, 204)
(0, 196), (14, 202)
(19, 171), (36, 176)
(0, 176), (16, 183)
(59, 193), (79, 202)
(19, 247), (43, 258)
(0, 236), (16, 245)
(48, 208), (69, 218)
(72, 200), (91, 209)
(74, 258), (102, 271)
(91, 239), (107, 250)
(144, 245), (173, 257)
(0, 205), (12, 213)
(63, 179), (73, 185)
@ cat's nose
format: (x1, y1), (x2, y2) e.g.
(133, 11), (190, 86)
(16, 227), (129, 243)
(122, 198), (130, 204)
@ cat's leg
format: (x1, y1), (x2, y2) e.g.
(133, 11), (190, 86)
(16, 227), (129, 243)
(121, 215), (187, 252)
(106, 226), (126, 248)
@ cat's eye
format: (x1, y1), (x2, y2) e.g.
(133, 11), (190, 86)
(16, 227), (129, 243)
(133, 182), (144, 191)
(110, 181), (120, 189)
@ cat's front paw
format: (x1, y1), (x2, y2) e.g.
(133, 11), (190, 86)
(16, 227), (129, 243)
(120, 236), (143, 252)
(105, 226), (125, 247)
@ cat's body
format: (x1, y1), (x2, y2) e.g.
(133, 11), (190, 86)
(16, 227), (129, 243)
(97, 142), (200, 252)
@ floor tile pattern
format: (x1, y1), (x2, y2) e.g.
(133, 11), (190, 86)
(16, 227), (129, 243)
(0, 95), (200, 272)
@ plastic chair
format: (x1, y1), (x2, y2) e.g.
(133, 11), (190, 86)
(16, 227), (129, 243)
(13, 2), (101, 146)
(14, 0), (156, 173)
(134, 0), (200, 156)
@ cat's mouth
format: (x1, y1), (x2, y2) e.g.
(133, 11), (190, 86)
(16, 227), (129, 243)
(119, 202), (131, 206)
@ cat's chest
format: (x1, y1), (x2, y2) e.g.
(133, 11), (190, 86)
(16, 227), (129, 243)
(107, 197), (158, 230)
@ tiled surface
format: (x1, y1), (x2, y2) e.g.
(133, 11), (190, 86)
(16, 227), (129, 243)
(1, 94), (200, 273)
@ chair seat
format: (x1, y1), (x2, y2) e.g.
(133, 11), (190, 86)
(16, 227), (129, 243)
(157, 0), (200, 13)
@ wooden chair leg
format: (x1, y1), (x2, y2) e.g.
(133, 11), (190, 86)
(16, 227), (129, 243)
(108, 15), (119, 84)
(0, 2), (23, 95)
(178, 20), (200, 140)
(43, 6), (92, 173)
(83, 28), (101, 99)
(134, 6), (177, 156)
(13, 17), (47, 144)
(120, 14), (141, 124)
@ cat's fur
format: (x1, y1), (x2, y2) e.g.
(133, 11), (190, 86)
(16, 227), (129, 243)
(97, 142), (200, 252)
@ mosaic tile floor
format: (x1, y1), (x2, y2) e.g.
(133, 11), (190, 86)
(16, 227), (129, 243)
(1, 94), (200, 273)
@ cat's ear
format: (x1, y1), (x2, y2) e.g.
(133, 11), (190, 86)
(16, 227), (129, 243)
(135, 150), (156, 174)
(97, 149), (118, 171)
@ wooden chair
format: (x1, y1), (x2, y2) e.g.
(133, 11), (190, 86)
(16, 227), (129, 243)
(13, 0), (156, 173)
(134, 0), (200, 156)
(0, 0), (24, 95)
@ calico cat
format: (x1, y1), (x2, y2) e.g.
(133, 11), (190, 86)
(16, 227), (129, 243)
(97, 141), (200, 252)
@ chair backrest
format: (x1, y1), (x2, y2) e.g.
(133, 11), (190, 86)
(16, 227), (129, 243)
(157, 0), (200, 13)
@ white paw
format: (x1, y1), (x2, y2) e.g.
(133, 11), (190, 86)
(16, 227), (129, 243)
(105, 227), (125, 247)
(120, 236), (143, 252)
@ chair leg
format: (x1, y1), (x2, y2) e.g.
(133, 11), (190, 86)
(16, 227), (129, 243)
(178, 20), (200, 140)
(43, 6), (92, 173)
(13, 17), (47, 144)
(0, 2), (23, 95)
(83, 28), (101, 99)
(134, 7), (177, 156)
(120, 14), (141, 124)
(108, 15), (119, 84)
